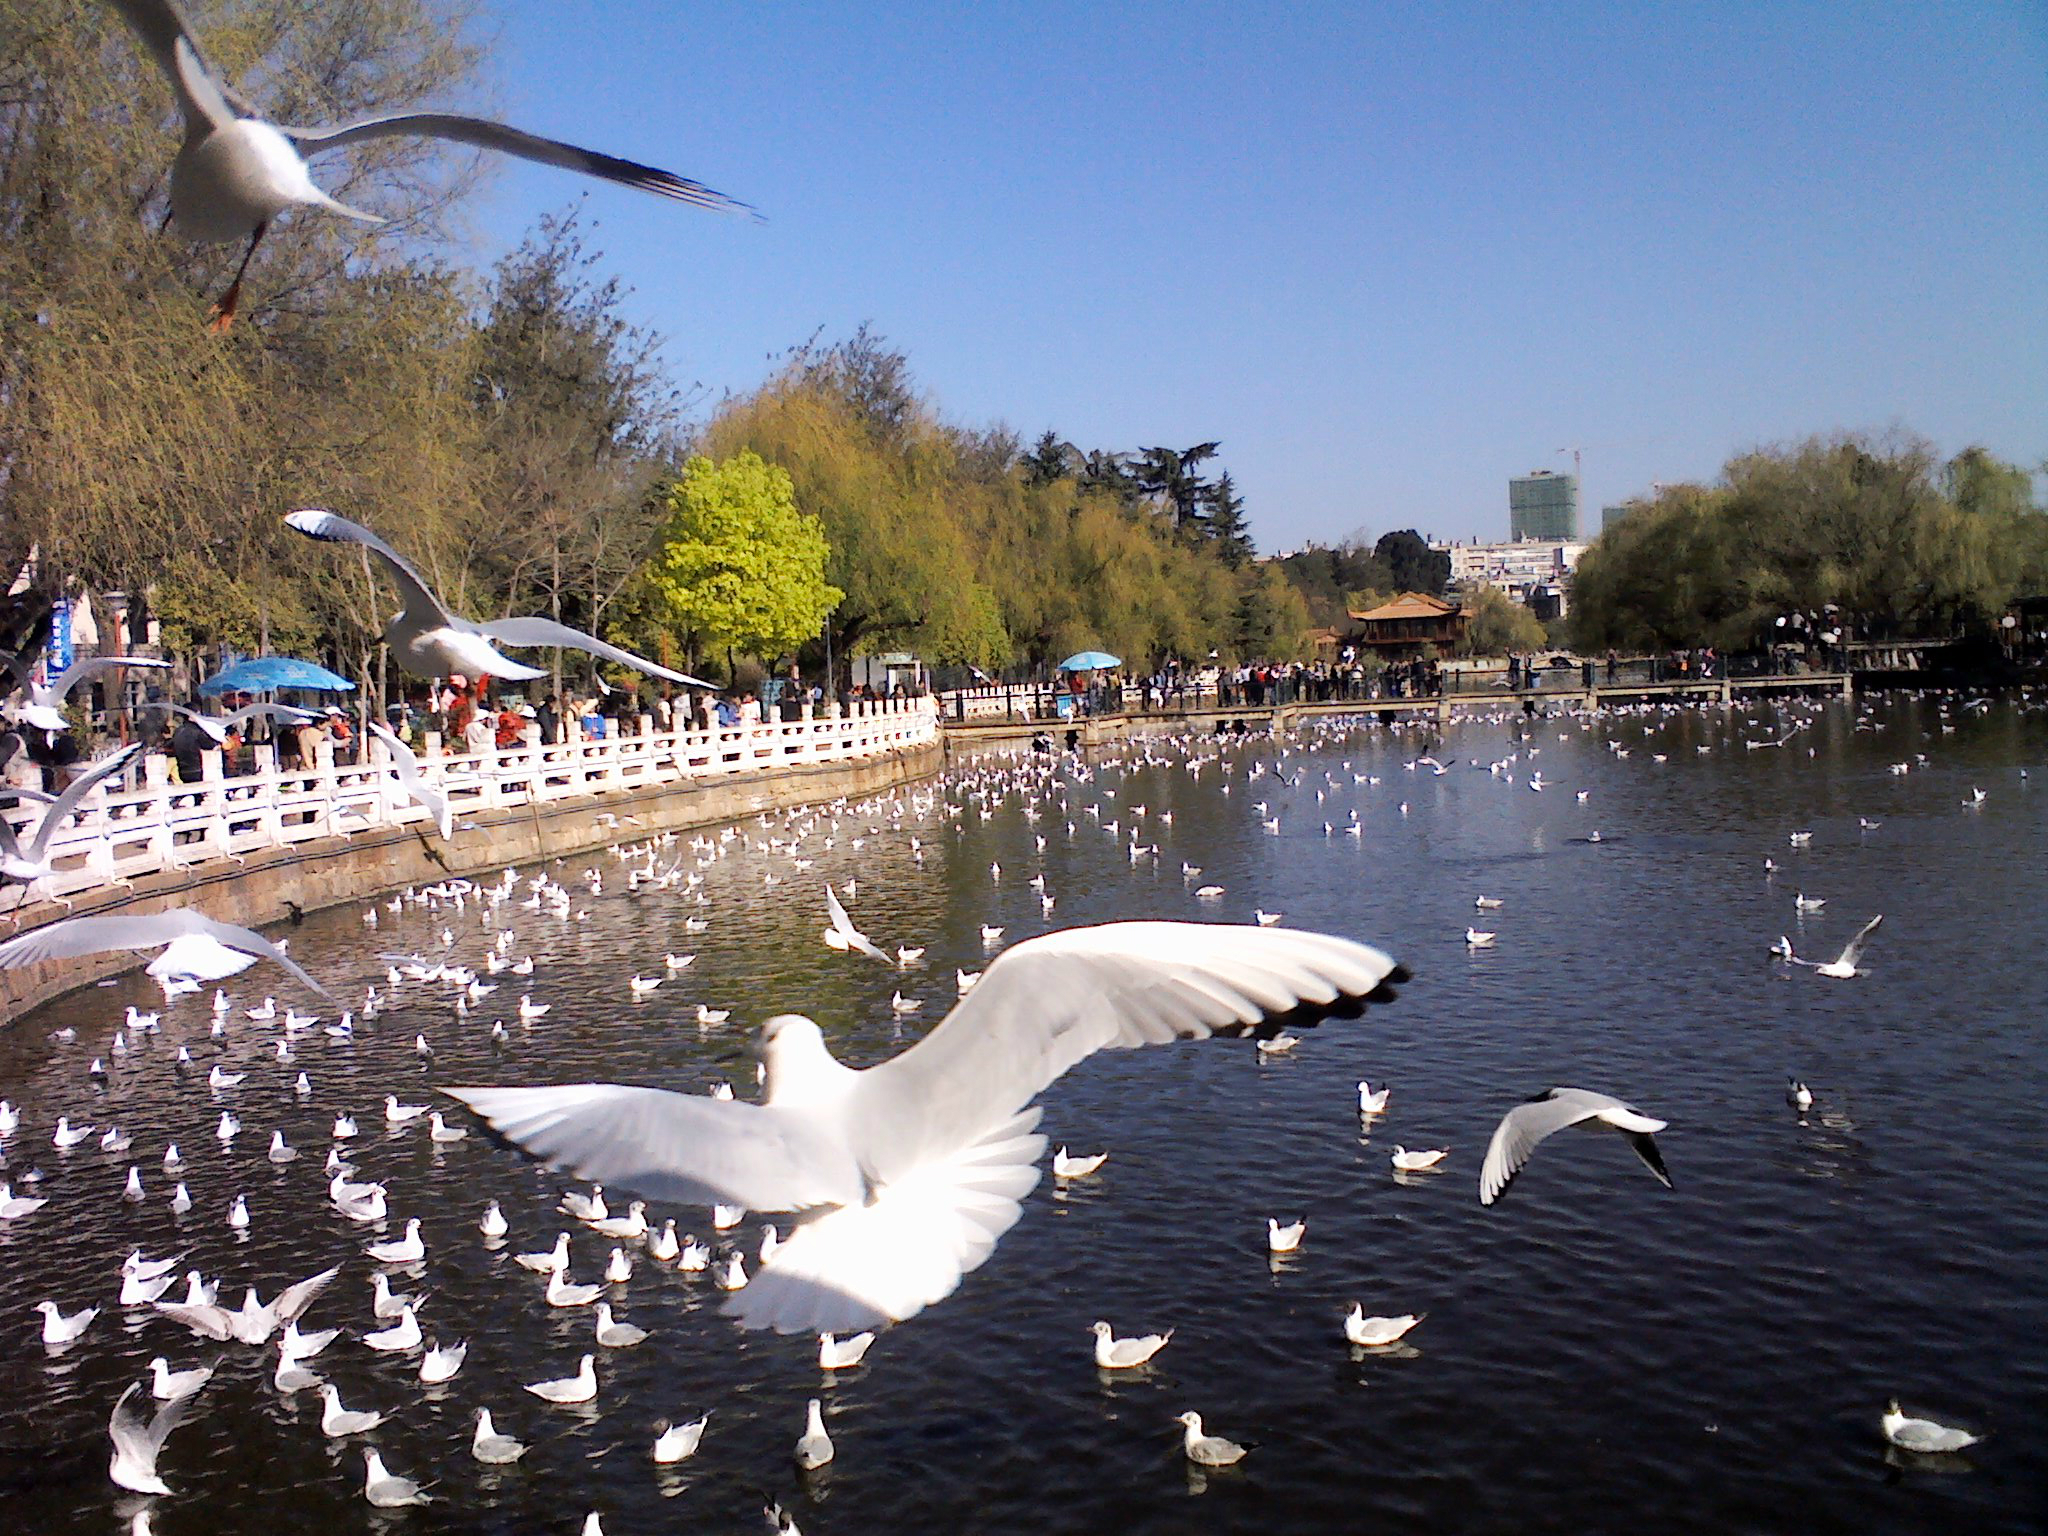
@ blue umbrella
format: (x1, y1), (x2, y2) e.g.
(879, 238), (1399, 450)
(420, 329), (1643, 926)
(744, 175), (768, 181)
(1057, 651), (1122, 672)
(198, 657), (357, 696)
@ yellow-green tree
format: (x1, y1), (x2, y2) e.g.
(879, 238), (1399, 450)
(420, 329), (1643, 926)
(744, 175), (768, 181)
(640, 452), (842, 676)
(1456, 581), (1547, 656)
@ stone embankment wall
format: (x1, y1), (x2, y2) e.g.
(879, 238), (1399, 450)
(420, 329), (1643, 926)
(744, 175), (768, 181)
(0, 739), (942, 1023)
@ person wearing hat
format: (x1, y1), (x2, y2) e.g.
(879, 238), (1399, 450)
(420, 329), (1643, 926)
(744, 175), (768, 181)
(324, 705), (355, 763)
(293, 710), (327, 772)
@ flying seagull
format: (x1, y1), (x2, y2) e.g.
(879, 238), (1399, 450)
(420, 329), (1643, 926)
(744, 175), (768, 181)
(1, 746), (140, 886)
(104, 0), (751, 328)
(366, 722), (452, 840)
(448, 922), (1406, 1334)
(164, 701), (317, 745)
(285, 510), (712, 686)
(3, 651), (171, 732)
(1478, 1087), (1672, 1206)
(1787, 914), (1883, 979)
(0, 909), (331, 997)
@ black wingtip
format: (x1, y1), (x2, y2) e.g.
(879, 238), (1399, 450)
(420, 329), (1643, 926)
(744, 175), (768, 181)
(1627, 1132), (1674, 1190)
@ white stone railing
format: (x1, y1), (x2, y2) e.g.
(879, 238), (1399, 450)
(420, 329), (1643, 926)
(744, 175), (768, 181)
(3, 698), (937, 906)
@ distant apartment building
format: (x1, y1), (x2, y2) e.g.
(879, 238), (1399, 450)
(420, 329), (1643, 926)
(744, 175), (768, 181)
(1430, 536), (1589, 617)
(1509, 470), (1579, 541)
(1601, 501), (1645, 533)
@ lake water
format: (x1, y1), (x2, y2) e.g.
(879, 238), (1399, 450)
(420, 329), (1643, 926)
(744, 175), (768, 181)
(1, 693), (2043, 1535)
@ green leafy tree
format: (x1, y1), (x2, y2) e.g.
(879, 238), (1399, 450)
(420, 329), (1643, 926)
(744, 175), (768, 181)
(1374, 530), (1451, 594)
(640, 452), (842, 676)
(1455, 581), (1547, 657)
(1234, 564), (1313, 661)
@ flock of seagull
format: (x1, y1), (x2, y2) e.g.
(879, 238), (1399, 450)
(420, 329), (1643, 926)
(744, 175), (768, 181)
(2, 687), (2027, 1529)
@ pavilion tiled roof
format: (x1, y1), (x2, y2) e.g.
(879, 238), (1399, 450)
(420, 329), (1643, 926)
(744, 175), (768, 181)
(1347, 591), (1459, 623)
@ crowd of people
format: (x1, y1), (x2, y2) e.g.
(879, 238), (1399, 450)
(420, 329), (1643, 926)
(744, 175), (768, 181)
(2, 662), (931, 799)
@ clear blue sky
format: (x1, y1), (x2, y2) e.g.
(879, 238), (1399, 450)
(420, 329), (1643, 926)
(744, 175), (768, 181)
(454, 1), (2044, 552)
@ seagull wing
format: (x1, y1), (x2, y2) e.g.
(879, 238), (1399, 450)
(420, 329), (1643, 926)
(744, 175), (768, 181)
(220, 703), (320, 732)
(19, 745), (141, 860)
(1834, 914), (1883, 970)
(281, 114), (752, 215)
(367, 722), (448, 838)
(45, 656), (172, 705)
(1478, 1088), (1623, 1205)
(471, 617), (714, 687)
(111, 1379), (203, 1463)
(0, 647), (34, 699)
(284, 511), (453, 626)
(0, 911), (330, 998)
(272, 1263), (341, 1322)
(149, 1301), (234, 1340)
(852, 922), (1406, 1187)
(821, 883), (884, 959)
(103, 0), (254, 129)
(441, 1084), (866, 1214)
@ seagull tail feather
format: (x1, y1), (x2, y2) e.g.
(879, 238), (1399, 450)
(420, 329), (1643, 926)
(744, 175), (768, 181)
(723, 1110), (1044, 1334)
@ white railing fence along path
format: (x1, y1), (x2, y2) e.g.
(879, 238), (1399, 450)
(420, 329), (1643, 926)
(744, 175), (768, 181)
(3, 698), (937, 906)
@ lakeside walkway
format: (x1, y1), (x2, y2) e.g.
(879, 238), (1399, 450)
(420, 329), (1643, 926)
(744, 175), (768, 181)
(936, 672), (1853, 745)
(5, 699), (937, 910)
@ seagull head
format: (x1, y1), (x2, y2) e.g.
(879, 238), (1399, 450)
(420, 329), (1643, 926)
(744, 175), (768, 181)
(755, 1015), (854, 1106)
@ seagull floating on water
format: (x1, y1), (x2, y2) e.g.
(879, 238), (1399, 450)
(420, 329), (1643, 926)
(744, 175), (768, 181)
(794, 1398), (834, 1469)
(109, 1380), (202, 1495)
(1051, 1146), (1108, 1178)
(1176, 1410), (1249, 1467)
(1881, 1400), (1981, 1454)
(470, 1407), (528, 1463)
(652, 1412), (708, 1463)
(525, 1353), (598, 1405)
(1390, 1146), (1448, 1172)
(1266, 1216), (1306, 1253)
(1343, 1307), (1423, 1347)
(1092, 1319), (1171, 1369)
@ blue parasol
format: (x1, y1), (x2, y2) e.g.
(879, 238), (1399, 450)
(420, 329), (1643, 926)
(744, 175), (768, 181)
(198, 657), (357, 696)
(1057, 651), (1122, 672)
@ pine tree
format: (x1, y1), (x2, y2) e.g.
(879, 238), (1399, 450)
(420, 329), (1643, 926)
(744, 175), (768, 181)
(1204, 472), (1253, 568)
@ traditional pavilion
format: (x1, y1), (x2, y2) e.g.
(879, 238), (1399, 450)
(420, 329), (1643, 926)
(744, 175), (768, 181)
(1346, 591), (1466, 659)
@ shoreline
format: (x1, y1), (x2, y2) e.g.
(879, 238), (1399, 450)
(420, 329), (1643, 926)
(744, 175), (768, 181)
(0, 736), (942, 1024)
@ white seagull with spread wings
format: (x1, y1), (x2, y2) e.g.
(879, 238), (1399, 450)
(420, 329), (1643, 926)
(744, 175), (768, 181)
(366, 722), (452, 841)
(1478, 1087), (1672, 1206)
(165, 701), (316, 745)
(1, 746), (140, 886)
(4, 651), (170, 732)
(0, 909), (330, 997)
(1788, 914), (1883, 979)
(104, 0), (751, 327)
(286, 510), (712, 687)
(449, 922), (1406, 1334)
(821, 884), (888, 963)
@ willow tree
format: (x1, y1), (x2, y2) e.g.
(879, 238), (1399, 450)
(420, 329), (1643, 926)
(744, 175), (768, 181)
(0, 0), (488, 669)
